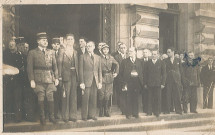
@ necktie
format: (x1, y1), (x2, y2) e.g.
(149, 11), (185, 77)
(91, 54), (94, 61)
(42, 49), (45, 54)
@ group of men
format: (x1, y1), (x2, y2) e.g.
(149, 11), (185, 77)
(3, 32), (215, 125)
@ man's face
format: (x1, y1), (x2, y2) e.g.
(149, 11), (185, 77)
(66, 36), (75, 46)
(24, 43), (29, 54)
(188, 52), (194, 59)
(128, 48), (136, 57)
(17, 44), (24, 53)
(8, 41), (16, 50)
(180, 54), (184, 60)
(86, 42), (95, 53)
(119, 44), (127, 54)
(175, 54), (180, 58)
(38, 38), (48, 48)
(102, 47), (109, 55)
(152, 51), (158, 60)
(208, 58), (213, 65)
(143, 49), (148, 58)
(52, 43), (60, 51)
(79, 39), (86, 48)
(167, 49), (174, 57)
(98, 43), (103, 51)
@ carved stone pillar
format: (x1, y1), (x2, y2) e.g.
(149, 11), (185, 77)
(3, 5), (19, 47)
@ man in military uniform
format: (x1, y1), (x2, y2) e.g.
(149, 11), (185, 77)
(27, 32), (59, 125)
(3, 39), (25, 122)
(99, 43), (119, 117)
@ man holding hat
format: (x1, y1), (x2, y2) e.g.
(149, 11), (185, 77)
(27, 32), (59, 125)
(99, 43), (119, 117)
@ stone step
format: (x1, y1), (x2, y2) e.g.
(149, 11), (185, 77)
(54, 117), (215, 132)
(4, 109), (215, 132)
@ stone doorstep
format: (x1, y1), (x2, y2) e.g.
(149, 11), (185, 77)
(59, 117), (215, 132)
(4, 110), (215, 132)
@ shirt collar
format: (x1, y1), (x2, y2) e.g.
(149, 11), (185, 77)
(38, 46), (46, 51)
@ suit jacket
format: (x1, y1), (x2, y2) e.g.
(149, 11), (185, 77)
(119, 57), (144, 88)
(58, 48), (79, 82)
(165, 57), (182, 86)
(79, 52), (102, 88)
(76, 47), (86, 58)
(145, 59), (166, 87)
(27, 47), (58, 83)
(200, 64), (215, 87)
(182, 63), (200, 87)
(101, 54), (119, 84)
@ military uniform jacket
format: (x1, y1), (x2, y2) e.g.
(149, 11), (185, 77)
(79, 52), (102, 88)
(101, 54), (119, 84)
(27, 47), (58, 84)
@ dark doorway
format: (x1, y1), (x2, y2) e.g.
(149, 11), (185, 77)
(18, 5), (101, 49)
(159, 13), (178, 53)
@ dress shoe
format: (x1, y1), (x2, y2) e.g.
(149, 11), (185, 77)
(191, 111), (198, 113)
(82, 118), (87, 121)
(126, 115), (131, 119)
(133, 115), (139, 118)
(146, 113), (152, 116)
(63, 119), (69, 123)
(69, 118), (77, 122)
(176, 112), (183, 115)
(92, 117), (97, 121)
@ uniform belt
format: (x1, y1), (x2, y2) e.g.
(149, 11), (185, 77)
(34, 66), (52, 70)
(102, 70), (112, 74)
(70, 67), (76, 70)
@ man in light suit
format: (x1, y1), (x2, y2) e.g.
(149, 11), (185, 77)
(79, 41), (102, 121)
(145, 50), (166, 117)
(120, 47), (144, 119)
(58, 34), (79, 122)
(27, 32), (59, 125)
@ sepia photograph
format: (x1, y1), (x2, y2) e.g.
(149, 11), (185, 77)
(1, 1), (215, 134)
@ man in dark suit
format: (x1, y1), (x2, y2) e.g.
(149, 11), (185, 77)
(181, 52), (200, 113)
(76, 37), (87, 109)
(145, 50), (166, 117)
(164, 47), (183, 114)
(111, 41), (123, 57)
(79, 41), (102, 121)
(142, 49), (150, 114)
(200, 57), (215, 109)
(95, 42), (105, 56)
(51, 37), (62, 120)
(58, 34), (79, 122)
(120, 47), (144, 119)
(27, 32), (59, 125)
(113, 42), (127, 115)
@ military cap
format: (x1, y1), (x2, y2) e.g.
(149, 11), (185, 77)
(101, 43), (109, 50)
(37, 32), (47, 40)
(52, 37), (60, 44)
(16, 37), (25, 45)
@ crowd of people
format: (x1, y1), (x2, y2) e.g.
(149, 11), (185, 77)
(3, 32), (215, 125)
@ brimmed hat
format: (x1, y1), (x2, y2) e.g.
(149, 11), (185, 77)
(37, 32), (47, 40)
(101, 43), (109, 49)
(15, 37), (25, 45)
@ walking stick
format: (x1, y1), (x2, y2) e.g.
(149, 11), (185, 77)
(203, 82), (214, 107)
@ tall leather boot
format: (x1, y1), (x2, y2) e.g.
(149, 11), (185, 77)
(99, 99), (104, 117)
(38, 101), (46, 125)
(48, 101), (57, 124)
(104, 100), (110, 117)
